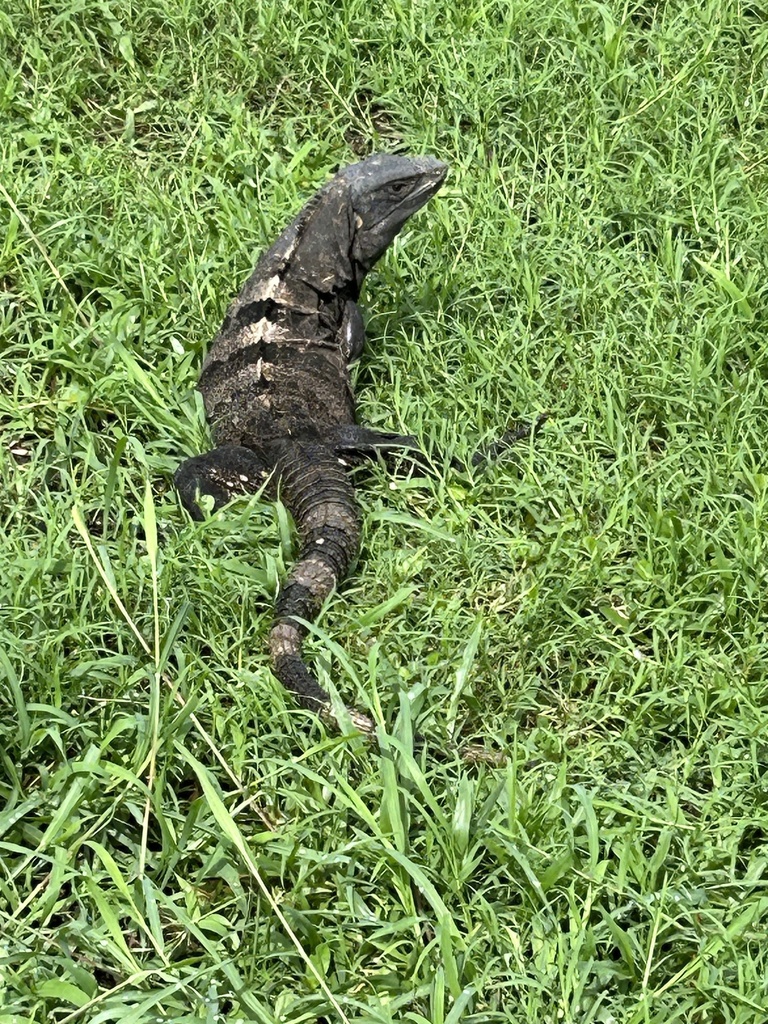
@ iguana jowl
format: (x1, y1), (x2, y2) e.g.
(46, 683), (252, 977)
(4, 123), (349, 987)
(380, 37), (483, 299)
(176, 154), (447, 732)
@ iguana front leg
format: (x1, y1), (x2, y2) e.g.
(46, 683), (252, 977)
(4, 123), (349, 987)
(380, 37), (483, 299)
(339, 300), (365, 363)
(175, 445), (272, 521)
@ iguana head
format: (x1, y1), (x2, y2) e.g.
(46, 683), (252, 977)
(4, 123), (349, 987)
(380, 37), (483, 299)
(343, 154), (448, 273)
(278, 154), (447, 298)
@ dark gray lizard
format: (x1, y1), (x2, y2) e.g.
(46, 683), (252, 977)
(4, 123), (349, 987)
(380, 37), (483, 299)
(176, 154), (448, 733)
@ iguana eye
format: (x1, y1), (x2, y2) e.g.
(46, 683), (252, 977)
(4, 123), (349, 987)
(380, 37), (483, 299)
(388, 181), (408, 195)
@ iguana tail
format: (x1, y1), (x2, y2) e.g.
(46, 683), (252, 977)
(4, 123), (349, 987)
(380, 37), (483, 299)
(269, 441), (374, 733)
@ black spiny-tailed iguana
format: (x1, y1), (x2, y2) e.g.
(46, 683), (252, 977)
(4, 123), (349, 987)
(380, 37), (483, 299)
(176, 154), (448, 733)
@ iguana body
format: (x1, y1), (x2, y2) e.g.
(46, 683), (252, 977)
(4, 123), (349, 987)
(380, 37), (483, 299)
(176, 154), (447, 731)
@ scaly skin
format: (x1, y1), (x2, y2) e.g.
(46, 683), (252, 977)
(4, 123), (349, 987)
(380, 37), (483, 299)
(176, 154), (447, 729)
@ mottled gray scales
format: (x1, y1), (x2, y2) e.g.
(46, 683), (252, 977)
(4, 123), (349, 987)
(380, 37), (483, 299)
(175, 154), (447, 728)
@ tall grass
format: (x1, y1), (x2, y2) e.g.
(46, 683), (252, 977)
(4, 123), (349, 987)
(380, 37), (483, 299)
(2, 1), (768, 1020)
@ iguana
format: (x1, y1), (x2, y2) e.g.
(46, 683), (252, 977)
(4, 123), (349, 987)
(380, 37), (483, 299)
(176, 154), (448, 734)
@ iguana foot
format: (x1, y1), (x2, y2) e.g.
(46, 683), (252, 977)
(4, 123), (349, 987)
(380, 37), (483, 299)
(470, 413), (549, 467)
(175, 444), (271, 521)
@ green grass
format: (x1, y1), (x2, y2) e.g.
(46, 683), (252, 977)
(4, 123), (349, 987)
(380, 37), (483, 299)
(2, 0), (768, 1020)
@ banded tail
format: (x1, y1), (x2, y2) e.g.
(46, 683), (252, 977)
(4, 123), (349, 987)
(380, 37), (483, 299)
(268, 441), (374, 732)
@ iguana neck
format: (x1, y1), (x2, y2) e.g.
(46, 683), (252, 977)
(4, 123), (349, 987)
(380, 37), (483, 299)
(260, 184), (364, 310)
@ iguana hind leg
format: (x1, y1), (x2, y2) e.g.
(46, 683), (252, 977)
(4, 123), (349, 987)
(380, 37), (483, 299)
(330, 424), (422, 460)
(175, 445), (272, 521)
(470, 413), (549, 467)
(329, 417), (548, 473)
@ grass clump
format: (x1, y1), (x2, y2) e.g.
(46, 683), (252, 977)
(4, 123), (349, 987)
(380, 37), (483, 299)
(2, 0), (768, 1021)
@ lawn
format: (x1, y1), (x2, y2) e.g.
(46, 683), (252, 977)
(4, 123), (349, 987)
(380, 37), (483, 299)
(2, 1), (768, 1021)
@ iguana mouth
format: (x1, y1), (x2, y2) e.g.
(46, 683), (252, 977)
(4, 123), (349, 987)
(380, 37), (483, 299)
(412, 162), (449, 201)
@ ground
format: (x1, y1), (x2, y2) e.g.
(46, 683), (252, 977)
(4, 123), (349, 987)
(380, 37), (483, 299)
(1, 1), (768, 1021)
